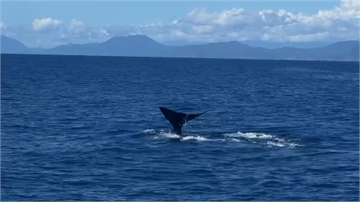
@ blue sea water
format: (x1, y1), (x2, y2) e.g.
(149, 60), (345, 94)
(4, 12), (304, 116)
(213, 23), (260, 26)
(1, 54), (359, 201)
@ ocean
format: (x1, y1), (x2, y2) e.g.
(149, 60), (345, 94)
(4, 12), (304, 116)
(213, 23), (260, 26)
(1, 54), (359, 200)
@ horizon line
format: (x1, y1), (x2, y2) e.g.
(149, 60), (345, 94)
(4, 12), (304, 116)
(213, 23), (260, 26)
(1, 34), (359, 50)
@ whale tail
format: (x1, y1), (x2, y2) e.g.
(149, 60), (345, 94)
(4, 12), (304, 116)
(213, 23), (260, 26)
(159, 107), (207, 135)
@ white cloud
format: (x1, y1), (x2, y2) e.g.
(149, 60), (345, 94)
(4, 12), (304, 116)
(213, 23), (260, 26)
(68, 19), (86, 34)
(2, 0), (359, 47)
(166, 0), (359, 42)
(32, 18), (62, 32)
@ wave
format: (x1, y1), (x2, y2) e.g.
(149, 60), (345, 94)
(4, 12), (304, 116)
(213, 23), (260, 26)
(142, 129), (302, 148)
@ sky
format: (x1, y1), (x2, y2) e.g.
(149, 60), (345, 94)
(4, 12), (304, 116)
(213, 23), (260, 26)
(0, 0), (359, 48)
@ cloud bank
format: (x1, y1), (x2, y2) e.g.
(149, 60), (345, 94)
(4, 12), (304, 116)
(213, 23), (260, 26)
(2, 0), (359, 48)
(32, 18), (63, 32)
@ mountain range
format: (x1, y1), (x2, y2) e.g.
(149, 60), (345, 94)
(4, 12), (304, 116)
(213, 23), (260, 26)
(1, 35), (359, 61)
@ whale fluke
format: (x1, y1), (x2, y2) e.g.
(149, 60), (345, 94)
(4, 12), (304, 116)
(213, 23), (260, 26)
(159, 107), (207, 136)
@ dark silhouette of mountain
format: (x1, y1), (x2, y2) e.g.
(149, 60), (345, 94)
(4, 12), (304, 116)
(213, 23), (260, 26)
(341, 43), (359, 61)
(264, 40), (359, 61)
(163, 41), (269, 59)
(307, 40), (359, 60)
(44, 35), (169, 57)
(241, 41), (333, 49)
(162, 40), (359, 61)
(1, 35), (29, 54)
(44, 42), (100, 55)
(1, 35), (359, 61)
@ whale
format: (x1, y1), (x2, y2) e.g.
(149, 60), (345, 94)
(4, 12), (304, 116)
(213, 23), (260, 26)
(159, 107), (208, 136)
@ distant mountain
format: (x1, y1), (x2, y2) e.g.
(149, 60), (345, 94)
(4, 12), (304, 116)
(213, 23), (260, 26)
(162, 40), (359, 61)
(1, 35), (29, 54)
(341, 43), (360, 61)
(241, 41), (333, 49)
(44, 35), (169, 57)
(163, 41), (270, 59)
(308, 40), (359, 60)
(44, 42), (100, 56)
(1, 35), (359, 61)
(268, 40), (359, 61)
(349, 45), (360, 61)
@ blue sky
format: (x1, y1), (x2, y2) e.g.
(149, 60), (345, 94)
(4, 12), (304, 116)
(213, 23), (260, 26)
(1, 1), (340, 26)
(0, 0), (359, 48)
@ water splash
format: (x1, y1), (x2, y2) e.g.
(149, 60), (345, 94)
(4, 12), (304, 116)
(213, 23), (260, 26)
(224, 131), (273, 139)
(142, 129), (301, 148)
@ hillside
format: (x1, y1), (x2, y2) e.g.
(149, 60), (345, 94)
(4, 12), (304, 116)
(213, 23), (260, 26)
(1, 35), (359, 61)
(1, 35), (29, 54)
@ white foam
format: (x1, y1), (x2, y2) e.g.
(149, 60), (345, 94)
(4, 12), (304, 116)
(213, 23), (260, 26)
(160, 132), (181, 139)
(266, 141), (300, 148)
(273, 137), (285, 142)
(267, 141), (286, 147)
(143, 129), (156, 133)
(224, 131), (273, 139)
(181, 135), (210, 142)
(229, 138), (241, 142)
(143, 129), (301, 148)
